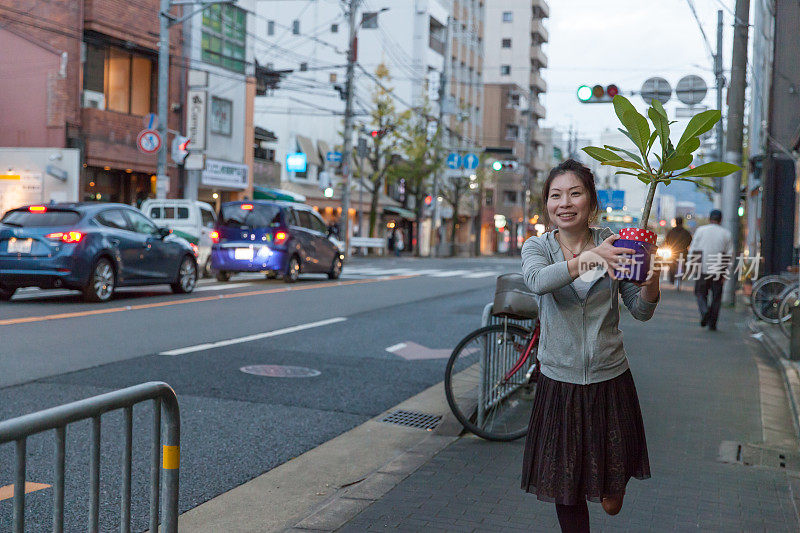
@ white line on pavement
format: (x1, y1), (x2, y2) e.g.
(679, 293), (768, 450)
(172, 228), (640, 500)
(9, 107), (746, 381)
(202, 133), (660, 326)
(462, 271), (502, 278)
(428, 270), (470, 277)
(385, 342), (407, 352)
(159, 317), (347, 356)
(193, 282), (253, 292)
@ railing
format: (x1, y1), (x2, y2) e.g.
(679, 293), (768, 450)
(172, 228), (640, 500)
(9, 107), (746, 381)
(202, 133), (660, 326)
(0, 381), (180, 533)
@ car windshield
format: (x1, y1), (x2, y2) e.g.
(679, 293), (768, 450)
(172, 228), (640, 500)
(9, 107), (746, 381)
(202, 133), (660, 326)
(1, 210), (81, 227)
(220, 204), (282, 229)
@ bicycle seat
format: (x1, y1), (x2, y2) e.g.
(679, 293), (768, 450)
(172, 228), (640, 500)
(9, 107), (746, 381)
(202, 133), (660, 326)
(492, 273), (538, 321)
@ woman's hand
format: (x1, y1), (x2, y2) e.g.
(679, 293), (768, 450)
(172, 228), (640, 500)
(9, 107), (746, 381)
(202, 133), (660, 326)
(635, 264), (661, 302)
(586, 234), (636, 280)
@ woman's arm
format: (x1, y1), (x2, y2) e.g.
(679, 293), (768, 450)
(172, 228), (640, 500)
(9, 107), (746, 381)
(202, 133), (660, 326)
(521, 236), (582, 295)
(619, 274), (660, 321)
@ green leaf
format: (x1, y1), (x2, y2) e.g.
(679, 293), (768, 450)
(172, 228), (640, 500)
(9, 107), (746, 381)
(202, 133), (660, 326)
(601, 160), (644, 170)
(675, 137), (701, 155)
(651, 99), (668, 118)
(662, 154), (693, 172)
(637, 176), (650, 184)
(612, 95), (638, 127)
(622, 109), (651, 156)
(614, 170), (640, 176)
(677, 109), (721, 150)
(647, 130), (658, 152)
(617, 128), (636, 145)
(604, 145), (643, 165)
(675, 161), (740, 178)
(582, 146), (625, 163)
(648, 107), (670, 155)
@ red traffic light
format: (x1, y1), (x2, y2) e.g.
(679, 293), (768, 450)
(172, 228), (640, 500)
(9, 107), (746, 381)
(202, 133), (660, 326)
(179, 138), (190, 151)
(371, 130), (379, 138)
(577, 84), (620, 103)
(606, 84), (619, 98)
(424, 195), (432, 205)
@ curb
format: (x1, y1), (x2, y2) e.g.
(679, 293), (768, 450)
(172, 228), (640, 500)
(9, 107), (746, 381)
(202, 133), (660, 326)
(748, 318), (800, 442)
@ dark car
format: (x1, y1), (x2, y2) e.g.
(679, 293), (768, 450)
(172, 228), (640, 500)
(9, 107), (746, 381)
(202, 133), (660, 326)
(211, 200), (344, 283)
(0, 203), (198, 302)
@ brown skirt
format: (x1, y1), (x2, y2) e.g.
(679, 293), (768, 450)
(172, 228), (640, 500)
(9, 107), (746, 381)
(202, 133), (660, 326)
(520, 369), (650, 505)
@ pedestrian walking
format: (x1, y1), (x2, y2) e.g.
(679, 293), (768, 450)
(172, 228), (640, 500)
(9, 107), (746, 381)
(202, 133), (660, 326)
(663, 216), (692, 284)
(394, 229), (404, 257)
(387, 229), (396, 256)
(688, 209), (733, 331)
(520, 159), (660, 532)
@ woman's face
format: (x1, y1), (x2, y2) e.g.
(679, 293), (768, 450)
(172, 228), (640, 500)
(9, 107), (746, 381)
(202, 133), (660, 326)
(546, 172), (592, 231)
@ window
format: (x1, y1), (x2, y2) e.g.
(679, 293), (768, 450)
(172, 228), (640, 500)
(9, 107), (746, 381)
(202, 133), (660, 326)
(500, 65), (511, 76)
(220, 204), (281, 228)
(484, 189), (494, 207)
(177, 207), (190, 219)
(149, 207), (161, 219)
(83, 43), (153, 115)
(331, 24), (338, 33)
(296, 210), (313, 229)
(202, 4), (246, 73)
(503, 190), (518, 205)
(125, 210), (158, 234)
(502, 11), (513, 22)
(361, 12), (378, 29)
(501, 38), (511, 48)
(201, 208), (216, 228)
(96, 210), (130, 230)
(2, 210), (80, 227)
(292, 19), (300, 34)
(505, 124), (519, 140)
(210, 97), (232, 136)
(309, 213), (328, 234)
(299, 62), (308, 72)
(164, 207), (175, 218)
(267, 20), (275, 35)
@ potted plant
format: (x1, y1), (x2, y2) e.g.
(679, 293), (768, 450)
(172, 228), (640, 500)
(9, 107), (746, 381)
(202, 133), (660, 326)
(582, 95), (739, 282)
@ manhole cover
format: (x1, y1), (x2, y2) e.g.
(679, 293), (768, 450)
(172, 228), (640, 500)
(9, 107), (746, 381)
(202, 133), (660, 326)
(381, 409), (442, 431)
(239, 365), (321, 378)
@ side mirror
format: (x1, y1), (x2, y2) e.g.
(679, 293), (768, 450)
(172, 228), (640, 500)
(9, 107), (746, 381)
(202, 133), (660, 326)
(158, 227), (172, 239)
(328, 225), (339, 237)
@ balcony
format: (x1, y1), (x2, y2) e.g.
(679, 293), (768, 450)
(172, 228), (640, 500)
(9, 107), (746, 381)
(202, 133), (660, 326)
(530, 47), (548, 69)
(531, 19), (549, 44)
(532, 0), (550, 19)
(531, 99), (546, 119)
(530, 71), (548, 94)
(531, 127), (547, 146)
(81, 108), (156, 173)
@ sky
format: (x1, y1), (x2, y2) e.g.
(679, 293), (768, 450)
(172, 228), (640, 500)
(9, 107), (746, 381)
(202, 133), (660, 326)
(540, 0), (740, 143)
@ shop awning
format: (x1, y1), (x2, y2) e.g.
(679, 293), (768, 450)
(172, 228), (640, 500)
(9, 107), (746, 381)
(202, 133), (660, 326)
(318, 140), (331, 163)
(296, 135), (322, 167)
(384, 205), (417, 220)
(253, 186), (306, 202)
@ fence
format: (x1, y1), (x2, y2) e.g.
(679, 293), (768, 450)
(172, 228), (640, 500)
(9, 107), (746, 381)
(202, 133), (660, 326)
(0, 381), (180, 533)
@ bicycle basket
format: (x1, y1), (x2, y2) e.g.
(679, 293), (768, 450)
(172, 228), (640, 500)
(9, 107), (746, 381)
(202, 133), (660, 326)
(493, 273), (538, 320)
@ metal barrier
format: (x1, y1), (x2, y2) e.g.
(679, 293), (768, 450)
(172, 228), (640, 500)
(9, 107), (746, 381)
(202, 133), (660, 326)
(0, 381), (180, 533)
(478, 303), (537, 426)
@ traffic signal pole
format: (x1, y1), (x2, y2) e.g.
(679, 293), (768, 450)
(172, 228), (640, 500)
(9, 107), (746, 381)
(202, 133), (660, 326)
(431, 16), (451, 258)
(157, 0), (171, 199)
(340, 0), (359, 260)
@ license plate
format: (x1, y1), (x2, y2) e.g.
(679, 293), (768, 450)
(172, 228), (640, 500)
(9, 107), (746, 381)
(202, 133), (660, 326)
(7, 238), (32, 254)
(234, 247), (253, 260)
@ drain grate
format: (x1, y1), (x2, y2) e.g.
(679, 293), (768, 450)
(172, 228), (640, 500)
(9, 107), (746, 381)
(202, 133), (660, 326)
(381, 410), (442, 431)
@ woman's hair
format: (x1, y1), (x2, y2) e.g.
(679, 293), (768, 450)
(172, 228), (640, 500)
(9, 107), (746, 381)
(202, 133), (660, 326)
(541, 158), (599, 224)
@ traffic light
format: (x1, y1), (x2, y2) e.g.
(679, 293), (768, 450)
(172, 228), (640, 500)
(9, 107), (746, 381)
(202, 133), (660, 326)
(370, 129), (388, 139)
(171, 135), (190, 164)
(491, 160), (518, 171)
(577, 84), (619, 103)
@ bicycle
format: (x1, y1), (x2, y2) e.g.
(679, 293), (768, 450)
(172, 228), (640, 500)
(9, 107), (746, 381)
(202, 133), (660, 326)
(750, 273), (796, 323)
(444, 274), (540, 441)
(778, 284), (800, 338)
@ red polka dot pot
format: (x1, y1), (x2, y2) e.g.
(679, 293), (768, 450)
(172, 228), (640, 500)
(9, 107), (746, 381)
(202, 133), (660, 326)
(612, 227), (657, 282)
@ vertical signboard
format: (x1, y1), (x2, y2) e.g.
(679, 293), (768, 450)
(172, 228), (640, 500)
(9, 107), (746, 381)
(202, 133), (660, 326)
(187, 89), (207, 151)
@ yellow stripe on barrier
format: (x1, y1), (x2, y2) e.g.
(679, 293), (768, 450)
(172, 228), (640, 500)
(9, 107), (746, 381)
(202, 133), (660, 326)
(163, 445), (180, 470)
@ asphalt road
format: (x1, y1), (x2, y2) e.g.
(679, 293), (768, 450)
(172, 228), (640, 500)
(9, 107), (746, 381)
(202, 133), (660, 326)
(0, 255), (520, 531)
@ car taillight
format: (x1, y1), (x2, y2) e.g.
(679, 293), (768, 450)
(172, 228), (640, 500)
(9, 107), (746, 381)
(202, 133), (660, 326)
(29, 205), (47, 212)
(241, 204), (254, 210)
(274, 231), (288, 245)
(46, 231), (84, 243)
(210, 230), (219, 243)
(190, 243), (199, 256)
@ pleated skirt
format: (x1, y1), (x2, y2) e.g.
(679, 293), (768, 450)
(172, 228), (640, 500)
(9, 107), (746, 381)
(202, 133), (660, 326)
(520, 369), (650, 505)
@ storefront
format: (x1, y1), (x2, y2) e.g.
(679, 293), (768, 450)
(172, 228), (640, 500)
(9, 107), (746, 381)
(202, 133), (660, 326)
(198, 158), (248, 210)
(81, 165), (156, 207)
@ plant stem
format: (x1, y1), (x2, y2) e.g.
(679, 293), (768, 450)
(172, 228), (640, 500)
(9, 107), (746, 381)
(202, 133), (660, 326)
(640, 180), (659, 229)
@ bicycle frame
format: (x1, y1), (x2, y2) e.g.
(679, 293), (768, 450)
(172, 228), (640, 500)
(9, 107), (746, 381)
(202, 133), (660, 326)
(502, 321), (539, 384)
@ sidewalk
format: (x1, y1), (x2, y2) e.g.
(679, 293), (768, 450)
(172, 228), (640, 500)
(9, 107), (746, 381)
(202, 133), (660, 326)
(333, 287), (800, 532)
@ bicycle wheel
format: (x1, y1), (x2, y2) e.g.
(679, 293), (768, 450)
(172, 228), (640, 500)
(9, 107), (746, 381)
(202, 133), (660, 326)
(779, 287), (800, 338)
(444, 323), (536, 441)
(751, 276), (792, 323)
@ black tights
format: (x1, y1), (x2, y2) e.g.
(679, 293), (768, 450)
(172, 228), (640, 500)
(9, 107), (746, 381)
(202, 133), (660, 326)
(555, 501), (590, 533)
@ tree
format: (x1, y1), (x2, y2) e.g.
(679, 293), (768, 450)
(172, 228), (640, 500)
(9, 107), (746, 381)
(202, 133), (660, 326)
(389, 99), (443, 255)
(355, 63), (399, 238)
(581, 95), (739, 228)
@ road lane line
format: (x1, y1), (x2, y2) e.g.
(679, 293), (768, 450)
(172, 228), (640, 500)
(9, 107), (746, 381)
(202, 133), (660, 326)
(159, 317), (347, 355)
(0, 275), (416, 327)
(428, 270), (470, 277)
(462, 271), (502, 278)
(385, 342), (407, 353)
(193, 282), (253, 292)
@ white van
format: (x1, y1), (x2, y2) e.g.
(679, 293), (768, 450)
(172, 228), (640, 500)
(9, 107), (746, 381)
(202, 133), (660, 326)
(140, 199), (217, 276)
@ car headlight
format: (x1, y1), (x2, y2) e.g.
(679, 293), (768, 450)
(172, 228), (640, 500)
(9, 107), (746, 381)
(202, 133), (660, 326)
(657, 247), (672, 260)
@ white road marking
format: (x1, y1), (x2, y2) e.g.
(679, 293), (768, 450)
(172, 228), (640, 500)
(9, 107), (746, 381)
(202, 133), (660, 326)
(385, 342), (407, 353)
(159, 317), (347, 356)
(462, 271), (501, 278)
(193, 282), (253, 292)
(428, 270), (470, 277)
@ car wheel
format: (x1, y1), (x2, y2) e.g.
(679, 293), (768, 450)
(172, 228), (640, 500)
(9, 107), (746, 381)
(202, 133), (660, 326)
(284, 256), (300, 283)
(328, 256), (343, 280)
(216, 271), (231, 282)
(171, 256), (198, 294)
(83, 257), (115, 303)
(0, 286), (16, 301)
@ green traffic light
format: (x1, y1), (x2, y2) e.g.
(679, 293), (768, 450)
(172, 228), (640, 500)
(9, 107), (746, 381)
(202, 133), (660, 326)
(492, 161), (503, 171)
(577, 85), (592, 102)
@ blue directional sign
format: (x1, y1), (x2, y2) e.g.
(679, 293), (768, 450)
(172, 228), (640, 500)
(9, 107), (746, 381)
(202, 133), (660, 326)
(597, 189), (625, 210)
(462, 153), (479, 170)
(446, 153), (462, 170)
(286, 152), (307, 173)
(326, 151), (343, 163)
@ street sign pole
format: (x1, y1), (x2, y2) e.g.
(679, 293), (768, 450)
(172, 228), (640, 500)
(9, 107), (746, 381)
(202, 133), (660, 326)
(431, 16), (451, 258)
(156, 0), (170, 199)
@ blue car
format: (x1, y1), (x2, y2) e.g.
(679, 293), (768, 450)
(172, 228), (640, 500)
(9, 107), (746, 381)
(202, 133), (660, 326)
(211, 200), (344, 283)
(0, 203), (198, 302)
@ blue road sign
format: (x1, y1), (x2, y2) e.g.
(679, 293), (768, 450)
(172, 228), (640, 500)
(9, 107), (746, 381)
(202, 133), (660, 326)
(462, 153), (479, 170)
(597, 189), (625, 210)
(286, 152), (307, 173)
(326, 151), (343, 163)
(446, 153), (461, 170)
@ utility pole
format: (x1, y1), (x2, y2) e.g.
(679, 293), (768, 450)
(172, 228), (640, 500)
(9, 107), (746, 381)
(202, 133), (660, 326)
(340, 0), (359, 260)
(722, 0), (750, 305)
(713, 9), (724, 209)
(520, 89), (535, 252)
(431, 16), (451, 258)
(157, 0), (171, 199)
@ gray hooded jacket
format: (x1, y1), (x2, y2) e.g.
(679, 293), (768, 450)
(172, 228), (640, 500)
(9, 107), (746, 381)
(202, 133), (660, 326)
(521, 226), (659, 385)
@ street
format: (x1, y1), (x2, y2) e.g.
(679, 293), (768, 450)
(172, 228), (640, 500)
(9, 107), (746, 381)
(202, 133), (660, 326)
(0, 256), (519, 531)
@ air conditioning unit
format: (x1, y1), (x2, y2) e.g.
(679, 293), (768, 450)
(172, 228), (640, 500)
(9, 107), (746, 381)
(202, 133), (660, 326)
(82, 90), (105, 110)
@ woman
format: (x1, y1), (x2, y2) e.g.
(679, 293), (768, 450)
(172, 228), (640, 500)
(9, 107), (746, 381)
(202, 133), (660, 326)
(520, 159), (660, 532)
